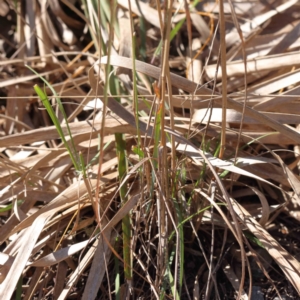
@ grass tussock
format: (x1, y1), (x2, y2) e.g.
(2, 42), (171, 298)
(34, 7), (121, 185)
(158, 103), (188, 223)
(1, 0), (300, 299)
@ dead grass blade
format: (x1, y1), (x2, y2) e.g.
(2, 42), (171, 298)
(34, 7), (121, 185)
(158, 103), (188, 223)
(206, 51), (300, 79)
(222, 259), (248, 300)
(118, 0), (160, 28)
(56, 238), (100, 300)
(0, 211), (53, 300)
(8, 179), (98, 237)
(28, 237), (97, 267)
(232, 200), (300, 294)
(82, 229), (113, 300)
(100, 55), (300, 145)
(225, 0), (298, 48)
(2, 0), (300, 297)
(0, 119), (132, 148)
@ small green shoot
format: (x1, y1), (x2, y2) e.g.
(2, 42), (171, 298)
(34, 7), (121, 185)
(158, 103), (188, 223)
(27, 65), (81, 172)
(0, 200), (23, 213)
(244, 231), (265, 248)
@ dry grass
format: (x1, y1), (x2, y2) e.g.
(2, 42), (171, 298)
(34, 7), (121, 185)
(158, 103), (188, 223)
(1, 0), (300, 299)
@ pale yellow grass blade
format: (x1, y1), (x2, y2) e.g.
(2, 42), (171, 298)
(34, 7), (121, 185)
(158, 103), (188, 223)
(29, 237), (97, 267)
(193, 108), (300, 124)
(205, 51), (300, 79)
(248, 68), (300, 95)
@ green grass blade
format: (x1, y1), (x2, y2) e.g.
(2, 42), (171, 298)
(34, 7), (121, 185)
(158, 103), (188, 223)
(15, 276), (22, 300)
(152, 18), (186, 62)
(27, 65), (81, 171)
(0, 200), (23, 213)
(86, 138), (112, 168)
(104, 0), (132, 282)
(32, 84), (80, 171)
